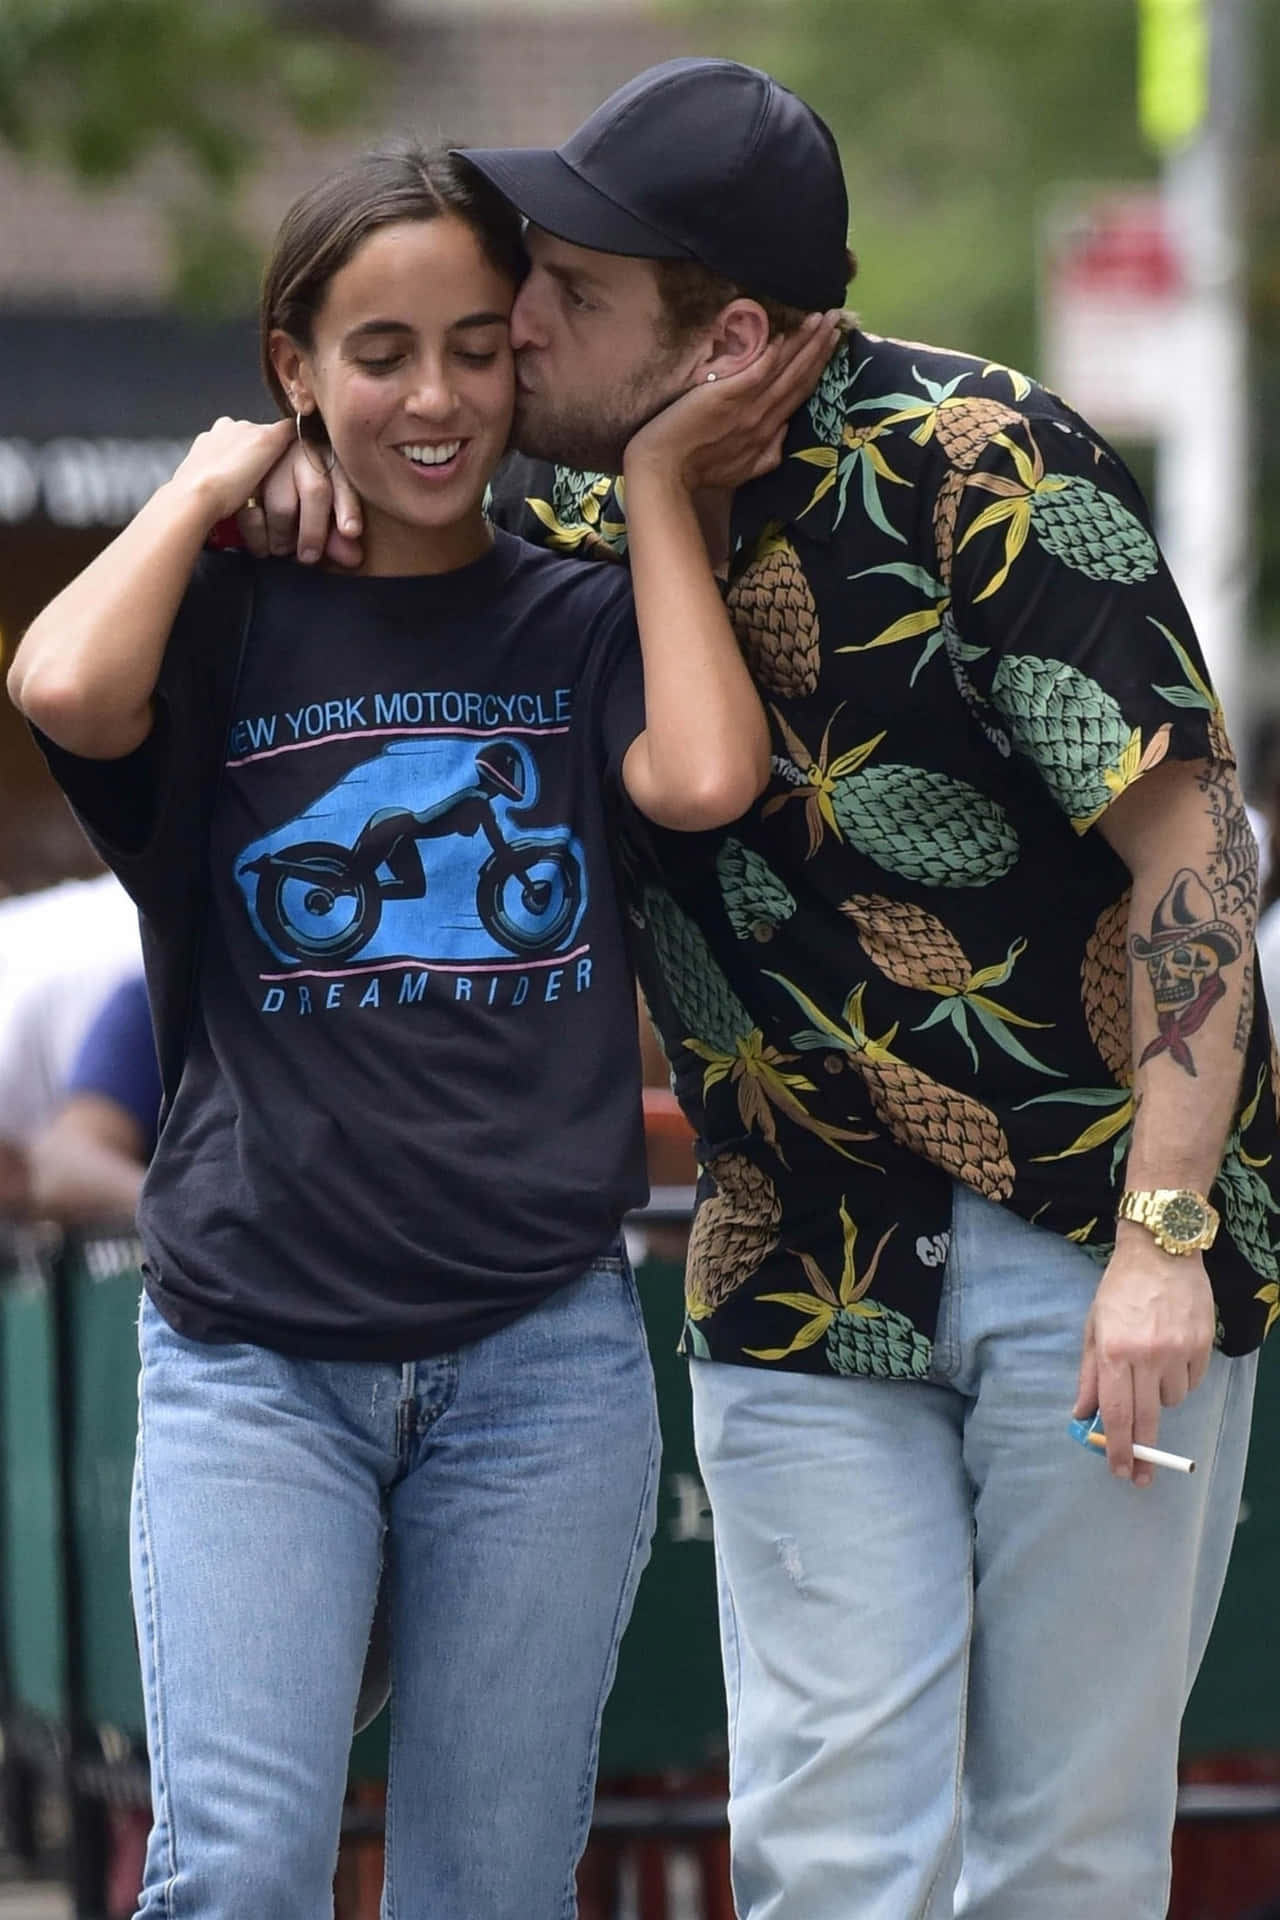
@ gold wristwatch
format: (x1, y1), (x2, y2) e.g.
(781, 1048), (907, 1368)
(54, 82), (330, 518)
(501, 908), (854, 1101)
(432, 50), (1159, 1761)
(1116, 1187), (1219, 1255)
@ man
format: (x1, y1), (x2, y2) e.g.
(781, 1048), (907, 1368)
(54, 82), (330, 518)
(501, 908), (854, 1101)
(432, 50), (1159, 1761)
(250, 59), (1274, 1918)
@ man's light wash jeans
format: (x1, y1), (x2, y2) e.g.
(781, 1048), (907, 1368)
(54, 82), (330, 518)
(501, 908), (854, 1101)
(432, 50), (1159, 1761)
(130, 1250), (660, 1920)
(691, 1183), (1257, 1920)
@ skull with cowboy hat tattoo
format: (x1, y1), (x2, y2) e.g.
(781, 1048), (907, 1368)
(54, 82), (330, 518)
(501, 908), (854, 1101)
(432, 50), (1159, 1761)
(1130, 869), (1242, 1077)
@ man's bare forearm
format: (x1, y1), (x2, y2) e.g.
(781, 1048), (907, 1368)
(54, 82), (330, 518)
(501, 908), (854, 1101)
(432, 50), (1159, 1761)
(1100, 757), (1257, 1194)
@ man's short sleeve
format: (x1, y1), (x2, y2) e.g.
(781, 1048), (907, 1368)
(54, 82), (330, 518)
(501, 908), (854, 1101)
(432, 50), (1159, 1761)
(948, 411), (1230, 833)
(65, 973), (161, 1159)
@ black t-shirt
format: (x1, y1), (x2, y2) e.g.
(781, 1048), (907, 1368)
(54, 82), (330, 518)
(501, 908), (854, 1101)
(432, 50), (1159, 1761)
(40, 531), (649, 1359)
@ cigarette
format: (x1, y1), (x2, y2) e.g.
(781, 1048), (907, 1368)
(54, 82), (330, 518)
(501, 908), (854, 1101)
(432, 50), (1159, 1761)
(1083, 1430), (1195, 1474)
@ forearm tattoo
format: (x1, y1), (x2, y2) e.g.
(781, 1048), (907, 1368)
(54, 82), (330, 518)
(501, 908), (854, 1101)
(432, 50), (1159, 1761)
(1127, 763), (1257, 1075)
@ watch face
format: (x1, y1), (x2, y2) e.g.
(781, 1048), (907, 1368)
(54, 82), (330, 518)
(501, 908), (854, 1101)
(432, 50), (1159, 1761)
(1158, 1193), (1210, 1244)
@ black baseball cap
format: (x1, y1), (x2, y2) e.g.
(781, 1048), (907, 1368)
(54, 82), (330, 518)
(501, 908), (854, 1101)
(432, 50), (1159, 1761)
(457, 57), (850, 314)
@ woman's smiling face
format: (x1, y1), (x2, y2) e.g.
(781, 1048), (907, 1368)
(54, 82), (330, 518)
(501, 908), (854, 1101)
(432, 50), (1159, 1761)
(272, 214), (516, 575)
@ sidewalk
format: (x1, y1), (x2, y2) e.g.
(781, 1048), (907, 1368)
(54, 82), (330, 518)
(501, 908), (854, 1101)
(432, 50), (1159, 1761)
(0, 1884), (70, 1919)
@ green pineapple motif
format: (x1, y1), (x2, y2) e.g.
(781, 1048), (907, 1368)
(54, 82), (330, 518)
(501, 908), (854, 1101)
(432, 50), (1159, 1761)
(766, 707), (1019, 887)
(525, 468), (627, 557)
(959, 427), (1158, 602)
(552, 466), (607, 524)
(942, 612), (1011, 756)
(827, 1304), (931, 1379)
(1032, 476), (1158, 582)
(1217, 1073), (1280, 1286)
(807, 351), (854, 444)
(746, 1203), (932, 1381)
(993, 656), (1172, 830)
(829, 762), (1018, 887)
(717, 840), (797, 942)
(1218, 1152), (1280, 1284)
(642, 887), (752, 1056)
(640, 888), (876, 1163)
(991, 657), (1132, 823)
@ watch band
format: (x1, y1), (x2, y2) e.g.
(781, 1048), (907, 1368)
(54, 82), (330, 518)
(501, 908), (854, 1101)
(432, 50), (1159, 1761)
(1116, 1187), (1218, 1252)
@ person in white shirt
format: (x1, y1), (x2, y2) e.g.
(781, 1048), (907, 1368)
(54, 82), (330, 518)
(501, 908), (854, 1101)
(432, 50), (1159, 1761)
(0, 869), (140, 1217)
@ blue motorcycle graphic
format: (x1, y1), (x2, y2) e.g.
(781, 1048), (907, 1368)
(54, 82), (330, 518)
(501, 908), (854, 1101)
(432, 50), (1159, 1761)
(238, 739), (584, 966)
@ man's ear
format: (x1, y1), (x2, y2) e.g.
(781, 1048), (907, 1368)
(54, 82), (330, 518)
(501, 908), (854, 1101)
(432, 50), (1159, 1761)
(268, 329), (314, 415)
(697, 300), (772, 383)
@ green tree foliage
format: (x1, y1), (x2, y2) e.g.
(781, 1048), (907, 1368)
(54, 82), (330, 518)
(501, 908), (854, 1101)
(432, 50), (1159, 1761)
(682, 0), (1280, 651)
(681, 0), (1151, 365)
(0, 0), (375, 311)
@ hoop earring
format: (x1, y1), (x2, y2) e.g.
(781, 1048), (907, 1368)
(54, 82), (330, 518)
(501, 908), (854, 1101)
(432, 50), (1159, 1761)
(296, 409), (336, 476)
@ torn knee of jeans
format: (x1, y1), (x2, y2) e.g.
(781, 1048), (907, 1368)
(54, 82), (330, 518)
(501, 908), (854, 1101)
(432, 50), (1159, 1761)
(775, 1534), (806, 1589)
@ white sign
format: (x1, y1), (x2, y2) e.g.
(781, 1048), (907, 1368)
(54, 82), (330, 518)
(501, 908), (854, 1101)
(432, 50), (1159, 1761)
(0, 437), (189, 528)
(1040, 188), (1186, 439)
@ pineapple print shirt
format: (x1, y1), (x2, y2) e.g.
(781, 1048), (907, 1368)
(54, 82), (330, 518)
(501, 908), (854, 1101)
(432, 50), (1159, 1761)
(490, 329), (1280, 1375)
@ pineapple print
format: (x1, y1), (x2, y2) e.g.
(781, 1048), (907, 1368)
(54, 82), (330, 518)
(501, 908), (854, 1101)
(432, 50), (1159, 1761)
(642, 887), (754, 1059)
(855, 370), (1022, 472)
(1238, 955), (1256, 1061)
(1150, 618), (1234, 762)
(1022, 892), (1137, 1168)
(829, 761), (1017, 887)
(929, 401), (1021, 583)
(525, 468), (627, 559)
(934, 467), (966, 584)
(727, 526), (821, 699)
(933, 394), (1023, 469)
(746, 1203), (931, 1380)
(1219, 1152), (1280, 1285)
(686, 1153), (782, 1318)
(836, 370), (1020, 583)
(1218, 1070), (1280, 1286)
(827, 1299), (931, 1379)
(807, 350), (854, 445)
(717, 839), (797, 942)
(767, 707), (1019, 887)
(768, 972), (1016, 1200)
(1035, 477), (1159, 581)
(990, 656), (1170, 830)
(960, 426), (1158, 601)
(640, 888), (875, 1163)
(841, 894), (1059, 1076)
(1081, 893), (1133, 1085)
(842, 896), (969, 991)
(942, 612), (1011, 757)
(552, 466), (604, 524)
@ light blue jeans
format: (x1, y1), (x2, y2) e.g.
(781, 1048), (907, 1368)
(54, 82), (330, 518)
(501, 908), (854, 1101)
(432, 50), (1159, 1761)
(691, 1183), (1257, 1920)
(130, 1250), (660, 1920)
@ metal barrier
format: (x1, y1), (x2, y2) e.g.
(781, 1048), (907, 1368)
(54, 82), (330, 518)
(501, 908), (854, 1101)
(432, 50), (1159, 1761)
(0, 1215), (1276, 1920)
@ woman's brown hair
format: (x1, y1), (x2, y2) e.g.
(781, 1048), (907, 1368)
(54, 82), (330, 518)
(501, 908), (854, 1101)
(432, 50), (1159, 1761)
(259, 142), (526, 445)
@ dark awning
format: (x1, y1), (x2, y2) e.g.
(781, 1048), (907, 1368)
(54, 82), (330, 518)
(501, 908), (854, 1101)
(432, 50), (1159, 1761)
(0, 309), (266, 527)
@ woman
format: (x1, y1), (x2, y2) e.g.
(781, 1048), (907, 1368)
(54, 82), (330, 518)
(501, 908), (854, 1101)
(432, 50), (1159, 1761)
(7, 144), (796, 1918)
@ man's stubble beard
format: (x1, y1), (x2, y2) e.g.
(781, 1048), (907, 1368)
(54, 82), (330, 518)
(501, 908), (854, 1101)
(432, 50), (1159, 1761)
(511, 356), (688, 474)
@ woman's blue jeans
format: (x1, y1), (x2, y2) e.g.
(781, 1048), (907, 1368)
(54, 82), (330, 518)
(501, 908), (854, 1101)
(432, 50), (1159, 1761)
(130, 1250), (660, 1920)
(691, 1183), (1258, 1920)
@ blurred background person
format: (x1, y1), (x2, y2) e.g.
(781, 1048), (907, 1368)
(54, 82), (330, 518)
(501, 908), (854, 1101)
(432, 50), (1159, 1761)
(29, 970), (157, 1230)
(0, 860), (141, 1223)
